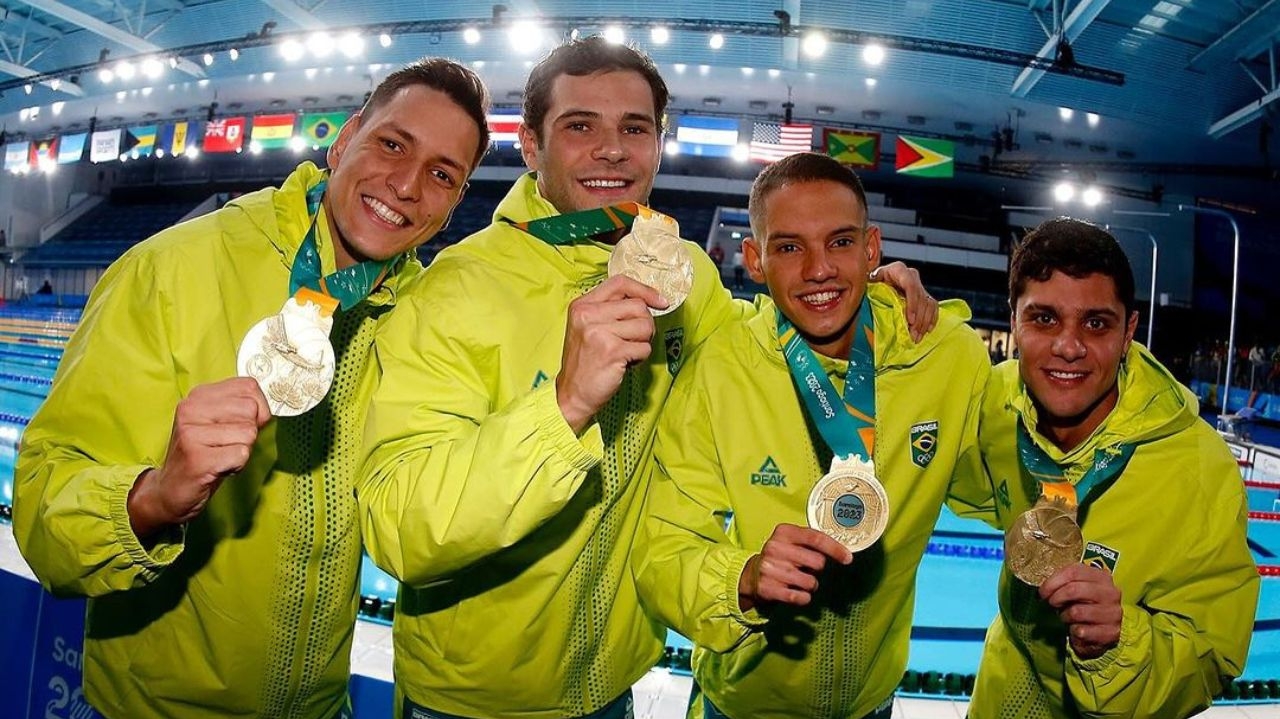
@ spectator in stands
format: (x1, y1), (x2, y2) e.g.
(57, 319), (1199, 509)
(0, 228), (7, 247)
(956, 218), (1257, 719)
(13, 273), (29, 300)
(354, 40), (937, 719)
(37, 279), (53, 295)
(732, 246), (746, 289)
(13, 58), (491, 719)
(708, 241), (725, 272)
(632, 152), (990, 719)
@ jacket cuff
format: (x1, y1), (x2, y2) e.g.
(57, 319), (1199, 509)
(535, 383), (603, 471)
(721, 548), (768, 629)
(1068, 603), (1147, 677)
(111, 465), (186, 578)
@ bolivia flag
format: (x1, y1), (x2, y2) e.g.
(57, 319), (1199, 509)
(252, 114), (296, 150)
(825, 129), (879, 169)
(895, 135), (954, 178)
(300, 112), (348, 148)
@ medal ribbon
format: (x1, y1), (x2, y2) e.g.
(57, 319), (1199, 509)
(504, 202), (660, 245)
(1016, 419), (1135, 512)
(778, 295), (876, 461)
(288, 177), (396, 311)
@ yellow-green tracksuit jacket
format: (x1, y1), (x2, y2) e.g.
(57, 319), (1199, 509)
(356, 172), (747, 718)
(959, 349), (1258, 718)
(14, 162), (418, 719)
(632, 288), (992, 719)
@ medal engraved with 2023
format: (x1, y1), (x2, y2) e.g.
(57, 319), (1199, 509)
(237, 296), (335, 416)
(807, 454), (889, 553)
(1004, 499), (1084, 586)
(607, 213), (693, 316)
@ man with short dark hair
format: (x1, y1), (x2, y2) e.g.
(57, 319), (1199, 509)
(356, 40), (936, 719)
(960, 217), (1257, 719)
(14, 58), (491, 719)
(633, 152), (991, 719)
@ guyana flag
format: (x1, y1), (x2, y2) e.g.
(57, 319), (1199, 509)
(824, 129), (879, 169)
(300, 112), (349, 149)
(895, 135), (954, 178)
(251, 114), (296, 150)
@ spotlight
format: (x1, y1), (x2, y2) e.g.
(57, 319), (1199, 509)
(603, 26), (625, 45)
(1053, 182), (1075, 203)
(379, 33), (392, 48)
(709, 34), (724, 49)
(463, 28), (480, 44)
(1082, 186), (1103, 206)
(651, 26), (669, 44)
(802, 32), (827, 58)
(863, 44), (885, 65)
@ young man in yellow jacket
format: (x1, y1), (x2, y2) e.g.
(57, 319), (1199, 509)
(14, 60), (490, 719)
(356, 40), (936, 719)
(632, 152), (992, 719)
(959, 218), (1258, 718)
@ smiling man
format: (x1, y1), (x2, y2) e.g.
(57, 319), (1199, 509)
(960, 217), (1258, 719)
(14, 58), (490, 719)
(632, 152), (991, 719)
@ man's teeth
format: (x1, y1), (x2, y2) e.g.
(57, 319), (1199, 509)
(582, 179), (627, 188)
(365, 197), (406, 226)
(802, 291), (839, 305)
(1049, 370), (1086, 380)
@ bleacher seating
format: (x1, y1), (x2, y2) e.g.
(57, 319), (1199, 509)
(20, 202), (197, 268)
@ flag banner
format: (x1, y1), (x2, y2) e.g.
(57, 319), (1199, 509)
(824, 129), (880, 169)
(749, 122), (812, 163)
(487, 113), (521, 145)
(58, 133), (87, 164)
(300, 112), (348, 148)
(670, 116), (742, 156)
(204, 117), (246, 153)
(675, 116), (739, 158)
(156, 122), (190, 156)
(90, 129), (122, 163)
(895, 135), (955, 178)
(251, 113), (296, 149)
(128, 125), (157, 157)
(5, 142), (29, 172)
(29, 137), (59, 169)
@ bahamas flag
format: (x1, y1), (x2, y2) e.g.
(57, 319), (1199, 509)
(156, 122), (190, 156)
(128, 125), (157, 158)
(300, 112), (348, 148)
(58, 133), (87, 164)
(824, 129), (879, 169)
(252, 114), (296, 149)
(895, 135), (954, 178)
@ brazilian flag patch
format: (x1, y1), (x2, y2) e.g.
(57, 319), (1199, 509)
(665, 327), (684, 376)
(1083, 541), (1120, 574)
(910, 420), (939, 468)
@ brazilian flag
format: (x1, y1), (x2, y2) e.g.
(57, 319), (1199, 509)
(300, 112), (349, 149)
(824, 129), (879, 169)
(895, 135), (954, 178)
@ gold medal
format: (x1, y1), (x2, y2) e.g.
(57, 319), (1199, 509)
(806, 454), (889, 552)
(237, 290), (336, 417)
(607, 213), (693, 316)
(1004, 499), (1084, 586)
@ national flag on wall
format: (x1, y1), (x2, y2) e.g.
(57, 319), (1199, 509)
(895, 135), (954, 178)
(90, 129), (122, 163)
(300, 112), (348, 148)
(204, 117), (246, 153)
(251, 114), (296, 149)
(58, 133), (87, 164)
(156, 122), (189, 156)
(29, 137), (59, 170)
(748, 122), (812, 163)
(487, 113), (521, 145)
(4, 142), (29, 172)
(674, 116), (739, 158)
(825, 129), (880, 169)
(127, 125), (157, 157)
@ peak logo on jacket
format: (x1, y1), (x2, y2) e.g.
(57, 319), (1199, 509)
(751, 457), (787, 487)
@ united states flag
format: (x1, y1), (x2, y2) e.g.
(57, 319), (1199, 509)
(749, 122), (813, 163)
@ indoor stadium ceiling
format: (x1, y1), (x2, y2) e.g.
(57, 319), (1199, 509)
(0, 0), (1276, 176)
